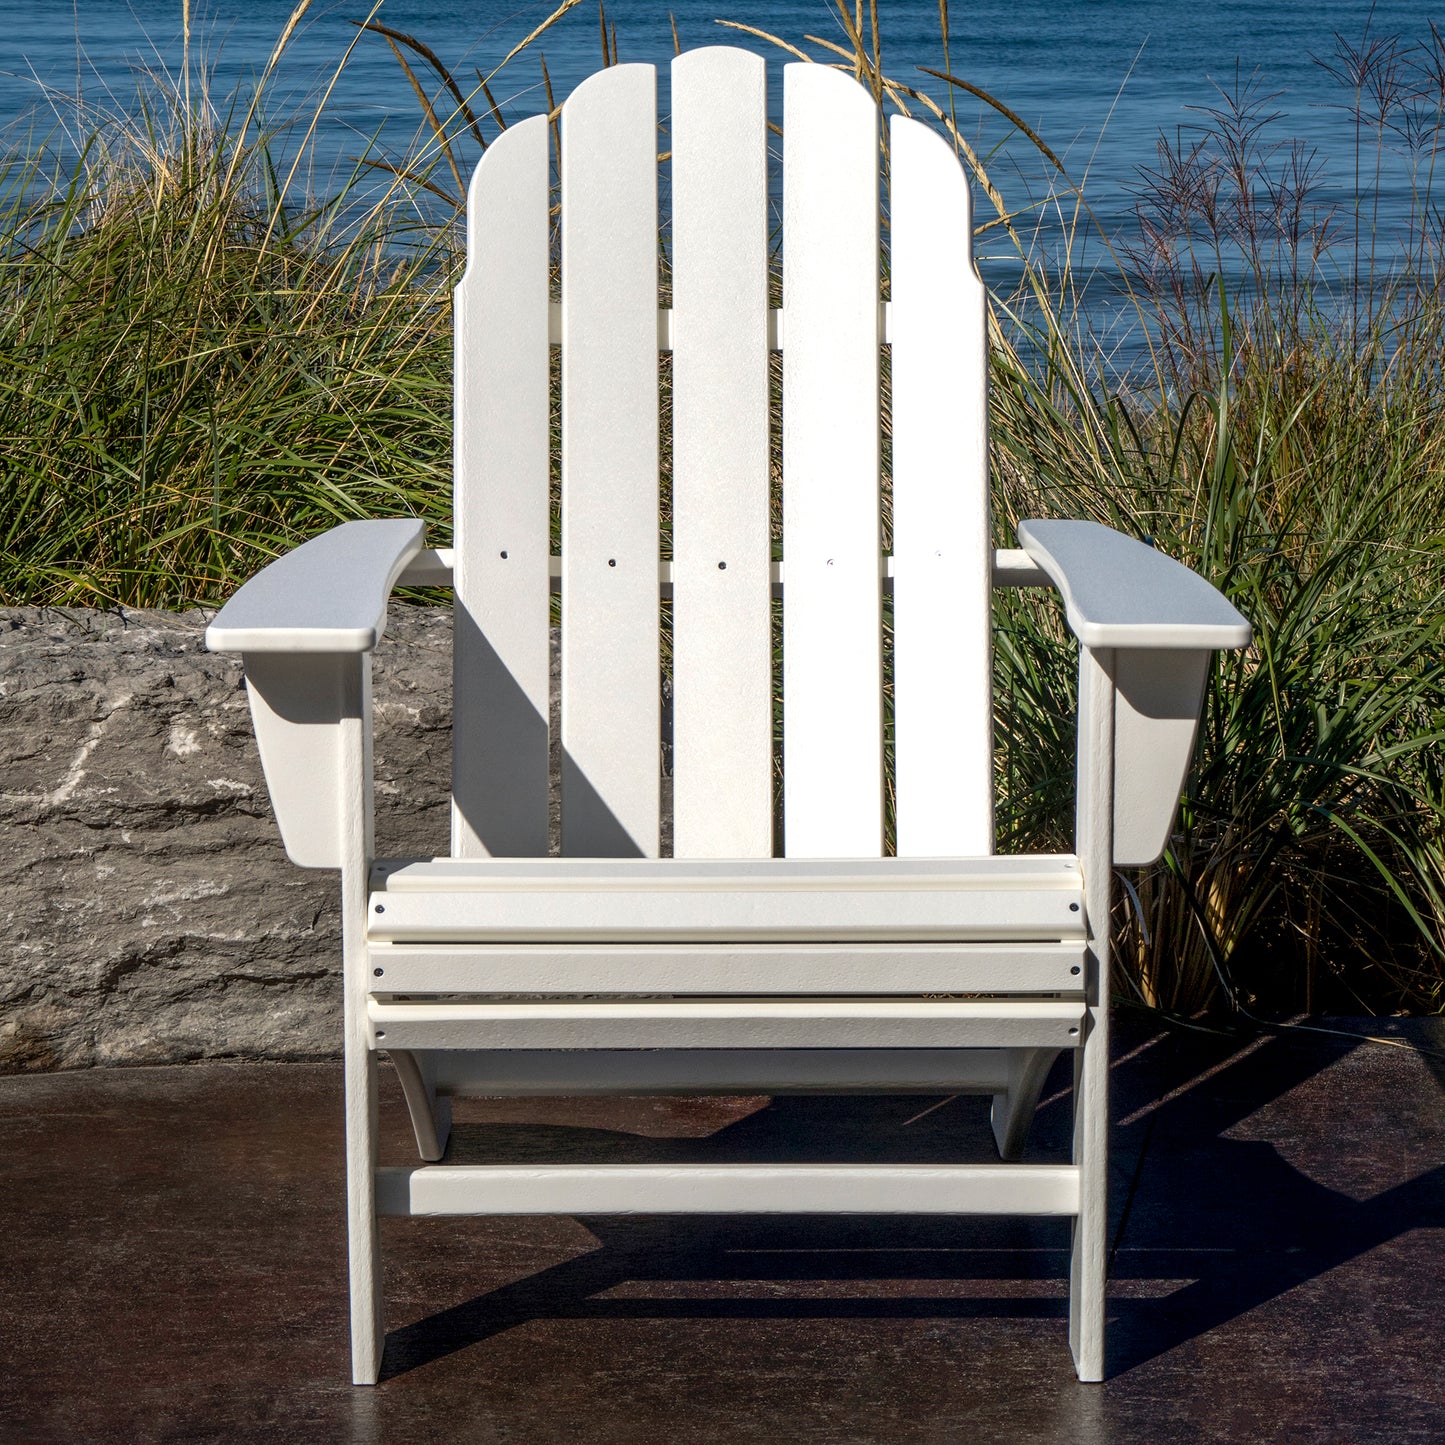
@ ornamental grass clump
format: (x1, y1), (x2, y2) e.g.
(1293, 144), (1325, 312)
(983, 35), (1445, 1016)
(0, 0), (460, 607)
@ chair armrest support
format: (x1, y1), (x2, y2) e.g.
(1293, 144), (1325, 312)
(204, 519), (427, 654)
(205, 520), (424, 867)
(1017, 519), (1250, 650)
(1018, 520), (1250, 867)
(237, 652), (371, 868)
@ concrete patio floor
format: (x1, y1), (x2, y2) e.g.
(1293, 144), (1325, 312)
(2, 1012), (1442, 1443)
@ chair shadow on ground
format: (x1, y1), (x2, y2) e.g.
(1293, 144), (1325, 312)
(376, 1027), (1445, 1383)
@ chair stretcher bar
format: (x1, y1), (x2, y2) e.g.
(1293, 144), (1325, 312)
(375, 1163), (1082, 1217)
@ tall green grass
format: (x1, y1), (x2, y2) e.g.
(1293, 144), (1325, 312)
(0, 0), (460, 605)
(968, 33), (1445, 1017)
(1, 0), (1441, 1016)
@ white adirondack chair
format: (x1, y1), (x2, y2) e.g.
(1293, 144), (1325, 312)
(205, 49), (1249, 1385)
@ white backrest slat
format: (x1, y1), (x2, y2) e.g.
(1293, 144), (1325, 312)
(889, 116), (994, 856)
(781, 63), (883, 859)
(670, 47), (773, 859)
(451, 115), (552, 857)
(560, 64), (661, 857)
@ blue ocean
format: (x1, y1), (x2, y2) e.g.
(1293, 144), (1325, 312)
(2, 0), (1441, 349)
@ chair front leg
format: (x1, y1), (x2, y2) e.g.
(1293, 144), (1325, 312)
(336, 663), (385, 1385)
(1069, 644), (1115, 1382)
(344, 1008), (384, 1384)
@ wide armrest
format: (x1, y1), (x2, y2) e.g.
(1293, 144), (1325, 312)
(1018, 520), (1250, 650)
(1020, 520), (1249, 865)
(205, 519), (427, 654)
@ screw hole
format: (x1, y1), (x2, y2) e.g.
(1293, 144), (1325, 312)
(376, 1031), (386, 1039)
(1068, 1027), (1079, 1036)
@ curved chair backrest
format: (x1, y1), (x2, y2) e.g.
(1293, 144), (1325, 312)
(451, 48), (991, 863)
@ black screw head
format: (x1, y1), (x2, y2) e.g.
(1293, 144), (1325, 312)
(374, 904), (385, 914)
(608, 558), (617, 567)
(500, 549), (508, 559)
(717, 561), (727, 570)
(1070, 965), (1081, 975)
(1069, 903), (1080, 912)
(373, 967), (384, 977)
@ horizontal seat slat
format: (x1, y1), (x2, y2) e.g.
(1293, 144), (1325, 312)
(368, 999), (1085, 1051)
(376, 1163), (1082, 1217)
(369, 856), (1085, 944)
(368, 941), (1085, 995)
(374, 854), (1079, 891)
(369, 891), (1084, 944)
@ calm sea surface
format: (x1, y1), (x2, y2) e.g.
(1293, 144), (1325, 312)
(2, 0), (1442, 344)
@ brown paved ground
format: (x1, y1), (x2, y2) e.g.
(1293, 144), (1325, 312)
(1, 1013), (1442, 1443)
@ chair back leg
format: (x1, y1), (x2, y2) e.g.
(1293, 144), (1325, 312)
(391, 1049), (453, 1163)
(989, 1047), (1060, 1161)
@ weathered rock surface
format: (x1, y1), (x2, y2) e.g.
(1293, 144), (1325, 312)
(0, 605), (454, 1072)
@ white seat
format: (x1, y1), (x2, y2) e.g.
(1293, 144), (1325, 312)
(205, 47), (1250, 1386)
(367, 854), (1085, 943)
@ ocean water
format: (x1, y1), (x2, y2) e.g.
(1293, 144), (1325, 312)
(2, 0), (1442, 348)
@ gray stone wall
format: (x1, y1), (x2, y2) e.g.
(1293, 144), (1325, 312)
(0, 605), (454, 1072)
